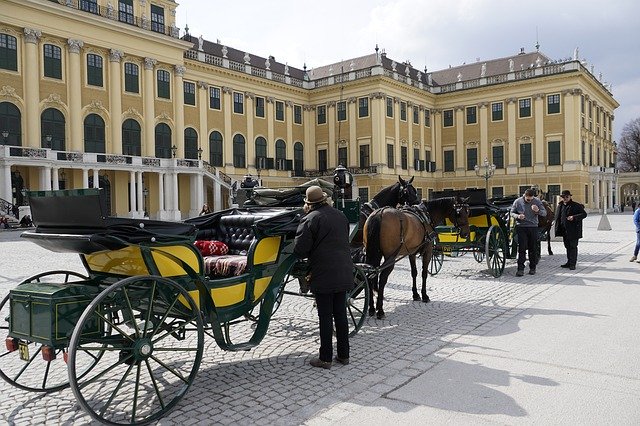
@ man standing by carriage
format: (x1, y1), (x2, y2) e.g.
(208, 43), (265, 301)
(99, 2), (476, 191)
(511, 188), (547, 276)
(554, 190), (587, 270)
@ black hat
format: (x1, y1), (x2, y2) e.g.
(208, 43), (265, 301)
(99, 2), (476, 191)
(561, 190), (572, 197)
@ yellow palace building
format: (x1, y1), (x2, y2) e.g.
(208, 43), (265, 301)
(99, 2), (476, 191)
(1, 0), (619, 219)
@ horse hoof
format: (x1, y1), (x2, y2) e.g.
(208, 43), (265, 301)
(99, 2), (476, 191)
(368, 308), (376, 317)
(376, 311), (386, 320)
(412, 294), (421, 301)
(422, 296), (430, 303)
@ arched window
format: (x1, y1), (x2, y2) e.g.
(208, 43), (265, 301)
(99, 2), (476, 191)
(41, 108), (65, 150)
(155, 123), (172, 158)
(275, 139), (286, 170)
(255, 136), (267, 169)
(209, 131), (223, 166)
(0, 102), (21, 146)
(184, 127), (198, 159)
(83, 113), (105, 153)
(294, 142), (304, 177)
(122, 119), (141, 156)
(232, 134), (246, 168)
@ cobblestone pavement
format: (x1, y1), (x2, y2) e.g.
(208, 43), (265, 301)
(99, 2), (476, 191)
(0, 212), (635, 425)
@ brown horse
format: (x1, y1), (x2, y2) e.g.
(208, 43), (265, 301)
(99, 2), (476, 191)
(537, 199), (555, 258)
(363, 197), (471, 319)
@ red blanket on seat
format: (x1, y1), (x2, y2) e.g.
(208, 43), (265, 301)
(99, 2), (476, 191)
(203, 255), (247, 276)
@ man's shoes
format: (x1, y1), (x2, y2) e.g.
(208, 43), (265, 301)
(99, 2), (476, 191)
(560, 263), (570, 268)
(630, 256), (637, 262)
(334, 356), (350, 365)
(309, 357), (332, 369)
(516, 270), (524, 277)
(528, 269), (536, 275)
(569, 266), (576, 270)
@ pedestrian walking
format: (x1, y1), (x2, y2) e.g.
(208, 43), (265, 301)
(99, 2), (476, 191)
(631, 206), (640, 262)
(511, 188), (547, 276)
(554, 190), (588, 270)
(294, 186), (353, 369)
(633, 200), (637, 212)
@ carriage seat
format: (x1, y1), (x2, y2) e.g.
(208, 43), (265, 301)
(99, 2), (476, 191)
(197, 214), (265, 277)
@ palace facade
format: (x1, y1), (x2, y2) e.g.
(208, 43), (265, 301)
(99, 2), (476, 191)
(1, 0), (619, 219)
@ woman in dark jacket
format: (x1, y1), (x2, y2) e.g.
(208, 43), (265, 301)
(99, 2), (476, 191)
(554, 190), (588, 270)
(294, 186), (353, 369)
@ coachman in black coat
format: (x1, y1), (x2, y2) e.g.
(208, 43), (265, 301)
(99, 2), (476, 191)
(554, 190), (588, 269)
(294, 186), (353, 369)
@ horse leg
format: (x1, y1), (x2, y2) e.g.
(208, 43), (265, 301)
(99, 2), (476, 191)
(368, 272), (377, 317)
(421, 245), (432, 302)
(547, 233), (553, 255)
(409, 255), (420, 301)
(376, 266), (393, 319)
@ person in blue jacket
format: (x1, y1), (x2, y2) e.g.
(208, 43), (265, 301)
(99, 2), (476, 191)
(631, 206), (640, 262)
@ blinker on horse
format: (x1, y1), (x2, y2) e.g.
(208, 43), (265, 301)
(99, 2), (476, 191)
(363, 197), (471, 319)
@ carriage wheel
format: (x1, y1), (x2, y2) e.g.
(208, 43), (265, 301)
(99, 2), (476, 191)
(428, 241), (444, 276)
(473, 248), (485, 263)
(485, 225), (506, 278)
(68, 276), (204, 425)
(347, 266), (370, 336)
(0, 271), (103, 393)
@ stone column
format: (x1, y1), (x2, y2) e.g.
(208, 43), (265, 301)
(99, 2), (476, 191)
(506, 98), (517, 173)
(24, 28), (42, 148)
(173, 65), (186, 158)
(67, 39), (84, 152)
(370, 93), (385, 167)
(93, 169), (99, 188)
(172, 172), (179, 219)
(433, 110), (442, 176)
(158, 172), (165, 218)
(52, 167), (59, 190)
(246, 92), (256, 169)
(129, 170), (136, 217)
(197, 81), (208, 162)
(136, 171), (143, 216)
(393, 98), (400, 171)
(608, 178), (614, 212)
(214, 177), (222, 212)
(455, 106), (465, 173)
(303, 105), (315, 171)
(348, 98), (357, 168)
(143, 58), (157, 157)
(43, 167), (52, 190)
(328, 101), (337, 168)
(533, 93), (545, 172)
(109, 50), (124, 154)
(223, 87), (234, 168)
(479, 102), (489, 162)
(2, 164), (11, 202)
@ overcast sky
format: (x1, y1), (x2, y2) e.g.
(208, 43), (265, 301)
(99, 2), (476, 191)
(176, 0), (639, 141)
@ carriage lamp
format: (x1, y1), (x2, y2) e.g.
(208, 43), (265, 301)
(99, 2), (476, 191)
(42, 345), (56, 361)
(333, 164), (353, 208)
(197, 147), (203, 160)
(44, 134), (52, 148)
(474, 157), (496, 192)
(171, 144), (178, 158)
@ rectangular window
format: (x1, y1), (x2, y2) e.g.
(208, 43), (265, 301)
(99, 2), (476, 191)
(317, 105), (326, 124)
(401, 146), (408, 170)
(387, 144), (394, 168)
(589, 144), (593, 166)
(400, 102), (407, 121)
(491, 186), (504, 198)
(151, 5), (165, 34)
(359, 145), (370, 168)
(255, 96), (265, 117)
(80, 0), (98, 14)
(425, 150), (431, 163)
(358, 97), (369, 118)
(44, 44), (62, 79)
(318, 149), (327, 172)
(157, 69), (170, 99)
(492, 145), (504, 169)
(209, 86), (221, 110)
(581, 95), (585, 114)
(124, 62), (139, 93)
(413, 106), (419, 124)
(547, 185), (561, 200)
(519, 143), (532, 167)
(548, 140), (561, 165)
(491, 102), (503, 121)
(424, 109), (431, 127)
(0, 34), (18, 71)
(386, 97), (394, 118)
(466, 147), (477, 171)
(338, 147), (347, 167)
(233, 92), (244, 114)
(413, 148), (420, 170)
(547, 93), (560, 114)
(86, 54), (103, 86)
(581, 141), (586, 165)
(443, 109), (454, 127)
(444, 150), (454, 172)
(585, 184), (589, 204)
(588, 101), (592, 118)
(118, 0), (134, 24)
(358, 187), (369, 202)
(519, 185), (530, 195)
(183, 81), (195, 105)
(337, 101), (347, 121)
(275, 101), (284, 121)
(466, 106), (477, 124)
(519, 98), (531, 118)
(294, 105), (302, 124)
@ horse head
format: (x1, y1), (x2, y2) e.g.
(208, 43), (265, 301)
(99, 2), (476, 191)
(451, 196), (471, 239)
(397, 175), (419, 206)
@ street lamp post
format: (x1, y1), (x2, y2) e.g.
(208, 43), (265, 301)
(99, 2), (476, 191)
(474, 157), (496, 194)
(197, 147), (202, 160)
(44, 134), (52, 148)
(143, 187), (149, 217)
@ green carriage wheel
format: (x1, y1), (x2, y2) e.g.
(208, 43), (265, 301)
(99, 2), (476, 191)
(0, 271), (103, 393)
(68, 276), (204, 425)
(485, 225), (506, 277)
(428, 241), (444, 276)
(473, 248), (485, 263)
(347, 265), (370, 336)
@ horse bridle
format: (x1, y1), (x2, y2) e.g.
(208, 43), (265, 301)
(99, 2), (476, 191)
(450, 201), (469, 230)
(398, 183), (417, 206)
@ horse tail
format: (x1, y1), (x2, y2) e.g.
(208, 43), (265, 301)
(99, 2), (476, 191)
(365, 209), (384, 291)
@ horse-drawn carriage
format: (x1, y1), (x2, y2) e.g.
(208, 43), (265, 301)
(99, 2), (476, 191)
(0, 188), (369, 424)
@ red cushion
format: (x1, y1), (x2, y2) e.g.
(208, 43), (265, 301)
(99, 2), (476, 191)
(195, 240), (229, 256)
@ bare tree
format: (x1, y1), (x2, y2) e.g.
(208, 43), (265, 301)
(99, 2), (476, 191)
(617, 118), (640, 172)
